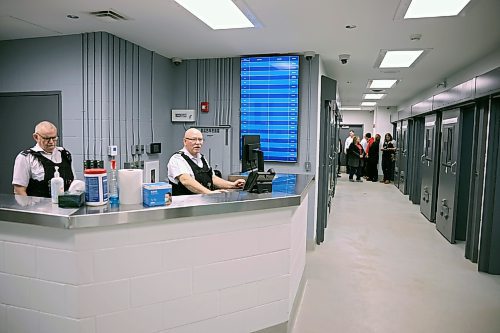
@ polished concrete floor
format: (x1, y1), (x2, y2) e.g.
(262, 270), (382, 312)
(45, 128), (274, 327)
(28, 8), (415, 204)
(293, 175), (500, 333)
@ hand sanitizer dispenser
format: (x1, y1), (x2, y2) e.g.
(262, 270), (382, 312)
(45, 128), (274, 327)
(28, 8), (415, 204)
(50, 166), (64, 204)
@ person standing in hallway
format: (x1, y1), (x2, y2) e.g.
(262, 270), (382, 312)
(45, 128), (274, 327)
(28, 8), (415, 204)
(363, 133), (373, 178)
(366, 134), (380, 182)
(347, 136), (364, 182)
(167, 128), (245, 195)
(337, 138), (342, 177)
(12, 121), (74, 197)
(381, 133), (396, 184)
(344, 130), (355, 174)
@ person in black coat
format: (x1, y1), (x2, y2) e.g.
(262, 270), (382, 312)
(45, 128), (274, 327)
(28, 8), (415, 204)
(366, 134), (381, 182)
(381, 133), (396, 184)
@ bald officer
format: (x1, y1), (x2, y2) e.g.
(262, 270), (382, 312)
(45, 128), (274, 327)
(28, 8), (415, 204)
(167, 128), (245, 195)
(12, 121), (74, 197)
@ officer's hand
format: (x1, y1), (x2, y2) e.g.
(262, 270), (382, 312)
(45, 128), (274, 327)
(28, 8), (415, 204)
(233, 179), (246, 188)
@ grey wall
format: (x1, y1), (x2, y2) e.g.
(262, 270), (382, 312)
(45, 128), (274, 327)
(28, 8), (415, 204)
(0, 33), (176, 181)
(170, 56), (320, 175)
(0, 33), (320, 184)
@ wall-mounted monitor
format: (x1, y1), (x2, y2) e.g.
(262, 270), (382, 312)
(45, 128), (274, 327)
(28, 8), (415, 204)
(240, 55), (299, 162)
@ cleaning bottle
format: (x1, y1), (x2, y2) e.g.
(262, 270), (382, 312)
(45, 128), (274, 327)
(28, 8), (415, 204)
(50, 166), (64, 204)
(109, 160), (119, 206)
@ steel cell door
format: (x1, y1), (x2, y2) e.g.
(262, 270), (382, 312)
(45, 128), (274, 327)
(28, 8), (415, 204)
(399, 120), (408, 194)
(436, 109), (460, 243)
(394, 122), (401, 188)
(420, 114), (440, 222)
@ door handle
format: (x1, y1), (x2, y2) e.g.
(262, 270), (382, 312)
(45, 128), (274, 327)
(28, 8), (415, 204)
(450, 162), (457, 175)
(420, 154), (425, 162)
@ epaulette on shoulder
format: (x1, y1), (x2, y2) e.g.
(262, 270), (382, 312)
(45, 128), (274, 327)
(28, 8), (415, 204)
(20, 149), (34, 156)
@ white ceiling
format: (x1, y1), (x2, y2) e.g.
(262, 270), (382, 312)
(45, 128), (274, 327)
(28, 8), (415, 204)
(1, 0), (500, 108)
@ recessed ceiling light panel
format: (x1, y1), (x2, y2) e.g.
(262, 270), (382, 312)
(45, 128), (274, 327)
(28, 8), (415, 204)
(361, 101), (377, 106)
(174, 0), (255, 30)
(404, 0), (471, 19)
(374, 49), (430, 68)
(363, 93), (385, 100)
(369, 79), (398, 89)
(339, 107), (362, 111)
(380, 50), (423, 68)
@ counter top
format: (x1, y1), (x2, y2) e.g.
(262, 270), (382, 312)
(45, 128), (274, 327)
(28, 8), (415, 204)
(0, 174), (313, 229)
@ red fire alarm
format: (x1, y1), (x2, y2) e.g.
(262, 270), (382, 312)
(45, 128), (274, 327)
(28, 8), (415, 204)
(201, 102), (209, 113)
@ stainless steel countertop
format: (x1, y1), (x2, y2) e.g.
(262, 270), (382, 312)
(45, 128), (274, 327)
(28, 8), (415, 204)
(0, 174), (314, 229)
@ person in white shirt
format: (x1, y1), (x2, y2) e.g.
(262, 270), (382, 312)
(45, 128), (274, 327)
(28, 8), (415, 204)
(167, 128), (245, 195)
(12, 121), (74, 197)
(344, 130), (355, 174)
(344, 130), (355, 155)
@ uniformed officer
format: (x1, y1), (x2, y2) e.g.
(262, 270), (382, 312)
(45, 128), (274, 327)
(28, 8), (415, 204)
(12, 121), (74, 197)
(167, 128), (245, 195)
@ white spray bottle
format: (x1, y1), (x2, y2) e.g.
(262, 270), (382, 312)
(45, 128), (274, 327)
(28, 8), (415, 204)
(51, 166), (64, 204)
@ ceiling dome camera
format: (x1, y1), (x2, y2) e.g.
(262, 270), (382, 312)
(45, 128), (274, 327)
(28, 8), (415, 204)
(339, 54), (350, 64)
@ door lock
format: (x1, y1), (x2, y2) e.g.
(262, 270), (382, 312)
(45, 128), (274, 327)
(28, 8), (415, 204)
(440, 199), (450, 219)
(422, 186), (430, 203)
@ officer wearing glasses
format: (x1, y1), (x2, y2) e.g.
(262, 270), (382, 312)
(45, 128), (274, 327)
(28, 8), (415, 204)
(167, 128), (245, 195)
(12, 121), (74, 197)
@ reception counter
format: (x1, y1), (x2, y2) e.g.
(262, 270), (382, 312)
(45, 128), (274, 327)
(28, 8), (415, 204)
(0, 174), (313, 333)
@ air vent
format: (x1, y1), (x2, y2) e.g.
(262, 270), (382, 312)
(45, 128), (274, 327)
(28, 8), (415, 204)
(90, 10), (128, 22)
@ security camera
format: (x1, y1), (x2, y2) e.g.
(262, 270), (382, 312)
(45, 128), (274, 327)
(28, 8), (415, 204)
(172, 57), (183, 66)
(339, 54), (350, 64)
(304, 51), (316, 61)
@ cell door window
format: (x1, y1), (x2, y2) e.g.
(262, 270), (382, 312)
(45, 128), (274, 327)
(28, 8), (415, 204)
(443, 127), (454, 165)
(425, 128), (434, 160)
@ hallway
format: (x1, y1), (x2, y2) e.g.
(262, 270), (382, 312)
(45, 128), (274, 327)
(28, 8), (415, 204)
(292, 176), (500, 333)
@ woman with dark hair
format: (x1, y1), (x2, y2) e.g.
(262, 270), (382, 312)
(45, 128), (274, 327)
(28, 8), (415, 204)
(367, 134), (381, 182)
(347, 136), (365, 182)
(381, 133), (396, 184)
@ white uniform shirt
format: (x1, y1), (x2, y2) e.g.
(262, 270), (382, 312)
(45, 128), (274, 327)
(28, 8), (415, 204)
(344, 136), (353, 154)
(167, 148), (210, 185)
(12, 144), (67, 188)
(360, 138), (368, 151)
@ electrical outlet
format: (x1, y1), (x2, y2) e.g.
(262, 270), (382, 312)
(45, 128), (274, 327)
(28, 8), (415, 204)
(138, 145), (145, 155)
(305, 161), (311, 172)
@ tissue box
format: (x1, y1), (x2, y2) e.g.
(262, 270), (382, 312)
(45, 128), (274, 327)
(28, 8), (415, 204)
(143, 182), (172, 207)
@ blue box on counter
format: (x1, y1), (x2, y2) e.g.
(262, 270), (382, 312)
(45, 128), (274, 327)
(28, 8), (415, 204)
(143, 182), (172, 207)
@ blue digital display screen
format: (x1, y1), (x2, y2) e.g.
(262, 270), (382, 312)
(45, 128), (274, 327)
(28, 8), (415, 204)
(241, 55), (299, 162)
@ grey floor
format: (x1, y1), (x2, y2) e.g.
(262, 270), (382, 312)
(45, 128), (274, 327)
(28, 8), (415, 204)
(292, 175), (500, 333)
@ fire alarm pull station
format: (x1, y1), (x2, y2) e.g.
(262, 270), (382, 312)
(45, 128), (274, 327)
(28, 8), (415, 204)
(201, 102), (209, 113)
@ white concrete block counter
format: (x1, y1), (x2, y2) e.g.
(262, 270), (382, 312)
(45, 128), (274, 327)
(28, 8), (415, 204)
(0, 174), (313, 333)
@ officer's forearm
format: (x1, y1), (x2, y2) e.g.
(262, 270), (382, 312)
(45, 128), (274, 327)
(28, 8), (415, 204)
(178, 174), (212, 194)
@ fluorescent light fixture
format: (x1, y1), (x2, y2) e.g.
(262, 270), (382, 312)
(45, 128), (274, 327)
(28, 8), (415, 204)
(370, 79), (398, 89)
(363, 93), (385, 100)
(379, 50), (424, 68)
(174, 0), (254, 30)
(404, 0), (471, 19)
(339, 107), (362, 111)
(361, 101), (377, 106)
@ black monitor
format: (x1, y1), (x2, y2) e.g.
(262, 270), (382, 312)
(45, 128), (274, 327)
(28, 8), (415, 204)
(242, 135), (264, 173)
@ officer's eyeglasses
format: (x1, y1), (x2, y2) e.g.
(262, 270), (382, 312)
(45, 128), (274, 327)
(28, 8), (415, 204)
(184, 137), (204, 143)
(37, 133), (58, 142)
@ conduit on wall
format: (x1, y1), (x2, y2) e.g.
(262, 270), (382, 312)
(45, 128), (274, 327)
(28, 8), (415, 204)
(81, 32), (156, 169)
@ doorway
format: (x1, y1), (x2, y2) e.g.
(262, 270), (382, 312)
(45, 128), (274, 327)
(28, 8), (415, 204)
(338, 124), (363, 167)
(0, 91), (62, 194)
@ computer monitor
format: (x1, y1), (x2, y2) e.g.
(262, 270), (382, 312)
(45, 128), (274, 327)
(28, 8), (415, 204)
(242, 135), (264, 173)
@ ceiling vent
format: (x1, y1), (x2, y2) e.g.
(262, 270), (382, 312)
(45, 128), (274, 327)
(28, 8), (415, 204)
(90, 10), (128, 22)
